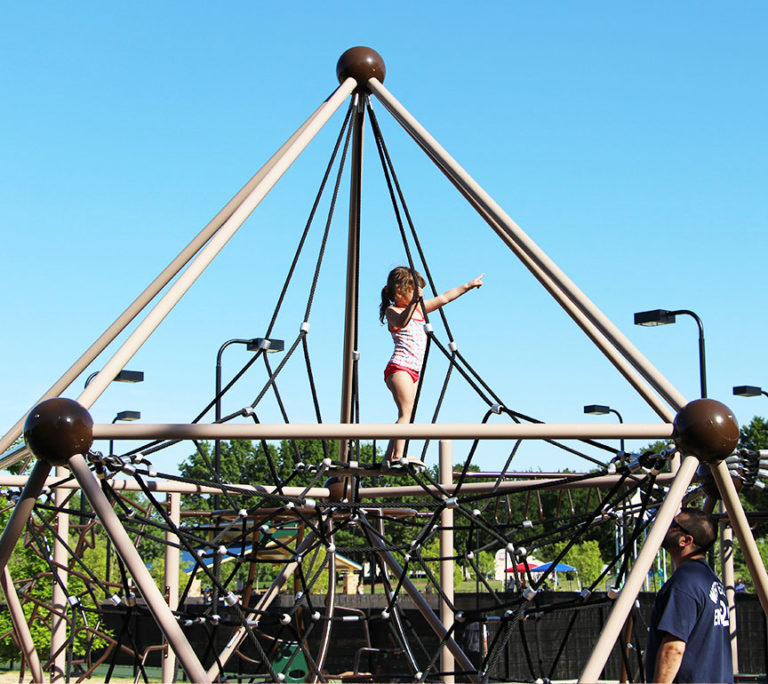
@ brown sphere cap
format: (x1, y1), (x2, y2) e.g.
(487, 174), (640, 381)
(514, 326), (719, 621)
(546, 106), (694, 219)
(24, 398), (94, 467)
(336, 47), (386, 88)
(673, 399), (739, 464)
(324, 476), (350, 503)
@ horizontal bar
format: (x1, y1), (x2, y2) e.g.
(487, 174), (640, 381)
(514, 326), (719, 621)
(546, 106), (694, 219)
(0, 475), (329, 499)
(93, 422), (673, 441)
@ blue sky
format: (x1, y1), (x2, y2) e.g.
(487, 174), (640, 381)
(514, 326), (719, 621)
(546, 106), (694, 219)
(1, 2), (766, 473)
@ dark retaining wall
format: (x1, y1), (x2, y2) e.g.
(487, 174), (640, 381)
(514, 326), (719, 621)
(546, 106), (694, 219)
(92, 592), (767, 681)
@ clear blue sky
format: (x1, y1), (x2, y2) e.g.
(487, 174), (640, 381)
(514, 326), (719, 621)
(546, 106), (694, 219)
(1, 2), (766, 473)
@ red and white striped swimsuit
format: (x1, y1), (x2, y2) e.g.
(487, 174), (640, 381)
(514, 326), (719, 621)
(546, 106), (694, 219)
(386, 310), (427, 381)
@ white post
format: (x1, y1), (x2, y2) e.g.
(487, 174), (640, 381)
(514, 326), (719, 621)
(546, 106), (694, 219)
(50, 467), (69, 681)
(719, 516), (738, 670)
(162, 492), (181, 683)
(440, 440), (455, 682)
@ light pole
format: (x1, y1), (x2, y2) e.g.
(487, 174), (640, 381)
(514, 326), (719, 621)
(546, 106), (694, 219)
(733, 385), (768, 400)
(634, 309), (707, 398)
(214, 338), (285, 483)
(583, 404), (624, 455)
(105, 409), (141, 587)
(212, 337), (283, 606)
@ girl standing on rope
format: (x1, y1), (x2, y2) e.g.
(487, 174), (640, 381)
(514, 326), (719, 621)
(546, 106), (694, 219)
(380, 266), (484, 465)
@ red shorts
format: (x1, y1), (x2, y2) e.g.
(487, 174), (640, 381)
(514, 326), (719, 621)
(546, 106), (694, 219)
(384, 362), (420, 383)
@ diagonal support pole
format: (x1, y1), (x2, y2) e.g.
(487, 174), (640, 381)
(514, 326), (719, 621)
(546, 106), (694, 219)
(77, 78), (357, 413)
(0, 89), (347, 467)
(712, 461), (768, 614)
(578, 454), (700, 682)
(367, 77), (686, 421)
(68, 453), (210, 683)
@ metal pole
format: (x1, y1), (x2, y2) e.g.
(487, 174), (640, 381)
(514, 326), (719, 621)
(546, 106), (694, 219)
(0, 460), (51, 574)
(367, 77), (686, 419)
(1, 567), (44, 683)
(76, 77), (357, 414)
(68, 453), (209, 683)
(720, 516), (738, 671)
(363, 514), (478, 681)
(162, 492), (181, 683)
(94, 421), (673, 442)
(440, 440), (455, 682)
(50, 468), (69, 681)
(712, 461), (768, 615)
(0, 93), (338, 464)
(579, 455), (700, 682)
(206, 532), (317, 681)
(339, 92), (364, 464)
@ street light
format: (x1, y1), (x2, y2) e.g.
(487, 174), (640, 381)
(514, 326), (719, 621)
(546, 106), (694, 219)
(584, 404), (625, 455)
(84, 369), (145, 387)
(733, 385), (768, 399)
(104, 409), (141, 585)
(634, 308), (707, 398)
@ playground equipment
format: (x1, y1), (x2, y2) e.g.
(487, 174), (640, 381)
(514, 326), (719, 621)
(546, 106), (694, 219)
(1, 47), (767, 683)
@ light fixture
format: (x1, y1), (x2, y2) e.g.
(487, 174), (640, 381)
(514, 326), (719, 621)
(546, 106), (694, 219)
(84, 369), (145, 387)
(246, 338), (285, 353)
(634, 308), (707, 398)
(115, 410), (141, 422)
(733, 385), (768, 399)
(634, 309), (676, 326)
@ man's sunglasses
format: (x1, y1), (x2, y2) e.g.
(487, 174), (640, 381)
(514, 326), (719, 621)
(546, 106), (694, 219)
(670, 518), (711, 550)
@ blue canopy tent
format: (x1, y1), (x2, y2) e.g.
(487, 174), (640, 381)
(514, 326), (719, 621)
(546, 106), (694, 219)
(530, 561), (579, 589)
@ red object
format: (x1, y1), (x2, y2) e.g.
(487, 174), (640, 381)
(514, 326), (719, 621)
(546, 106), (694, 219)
(506, 562), (539, 573)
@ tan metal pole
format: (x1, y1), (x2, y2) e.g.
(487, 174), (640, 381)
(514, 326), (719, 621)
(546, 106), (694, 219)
(77, 78), (356, 413)
(363, 515), (478, 681)
(440, 440), (455, 682)
(1, 567), (44, 683)
(0, 94), (339, 465)
(162, 492), (181, 683)
(579, 454), (699, 682)
(206, 532), (317, 680)
(719, 516), (738, 670)
(367, 77), (686, 419)
(68, 453), (209, 683)
(0, 461), (51, 574)
(339, 92), (364, 464)
(712, 461), (768, 615)
(50, 468), (69, 681)
(94, 421), (672, 441)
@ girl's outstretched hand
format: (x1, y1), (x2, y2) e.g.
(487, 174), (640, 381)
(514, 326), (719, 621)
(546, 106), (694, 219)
(469, 273), (485, 290)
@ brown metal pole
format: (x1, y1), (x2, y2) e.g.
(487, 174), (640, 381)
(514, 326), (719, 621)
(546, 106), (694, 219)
(68, 453), (209, 683)
(363, 514), (478, 681)
(1, 567), (44, 683)
(206, 532), (317, 680)
(313, 518), (337, 681)
(76, 78), (357, 414)
(94, 421), (673, 441)
(579, 455), (700, 682)
(339, 92), (364, 464)
(162, 492), (181, 683)
(0, 460), (51, 573)
(712, 461), (768, 615)
(50, 468), (69, 681)
(367, 77), (686, 419)
(720, 515), (739, 670)
(0, 93), (341, 466)
(440, 440), (455, 682)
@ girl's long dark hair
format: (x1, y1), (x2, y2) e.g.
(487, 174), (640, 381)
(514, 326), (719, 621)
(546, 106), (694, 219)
(379, 266), (425, 323)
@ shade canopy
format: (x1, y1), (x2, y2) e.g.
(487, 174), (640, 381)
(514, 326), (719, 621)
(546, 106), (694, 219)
(530, 561), (576, 573)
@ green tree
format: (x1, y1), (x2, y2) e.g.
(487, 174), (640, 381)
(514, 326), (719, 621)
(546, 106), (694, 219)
(547, 539), (605, 589)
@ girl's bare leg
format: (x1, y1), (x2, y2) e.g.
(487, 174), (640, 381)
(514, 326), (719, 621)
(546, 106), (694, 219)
(385, 371), (417, 461)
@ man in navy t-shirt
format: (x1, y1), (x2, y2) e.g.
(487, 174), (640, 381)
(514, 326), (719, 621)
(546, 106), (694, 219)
(645, 508), (733, 683)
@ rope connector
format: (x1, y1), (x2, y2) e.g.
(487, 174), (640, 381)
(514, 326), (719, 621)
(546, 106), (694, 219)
(301, 321), (311, 333)
(353, 350), (360, 361)
(490, 403), (504, 414)
(449, 340), (458, 352)
(423, 323), (434, 334)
